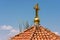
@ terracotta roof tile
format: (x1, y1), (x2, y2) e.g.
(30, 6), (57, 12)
(11, 25), (60, 40)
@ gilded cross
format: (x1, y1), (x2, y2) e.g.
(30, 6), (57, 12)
(34, 4), (39, 18)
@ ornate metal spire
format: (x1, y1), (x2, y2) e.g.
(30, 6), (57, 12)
(34, 3), (40, 25)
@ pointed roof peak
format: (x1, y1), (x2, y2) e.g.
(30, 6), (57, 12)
(11, 26), (60, 40)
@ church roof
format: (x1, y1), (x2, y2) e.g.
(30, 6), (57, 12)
(11, 25), (60, 40)
(10, 3), (60, 40)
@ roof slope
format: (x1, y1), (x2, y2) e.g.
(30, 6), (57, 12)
(11, 25), (60, 40)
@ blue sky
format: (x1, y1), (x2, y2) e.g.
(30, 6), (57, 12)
(0, 0), (60, 40)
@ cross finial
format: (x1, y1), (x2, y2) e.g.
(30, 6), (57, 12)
(34, 3), (40, 25)
(34, 3), (39, 17)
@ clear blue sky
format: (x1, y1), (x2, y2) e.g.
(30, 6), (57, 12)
(0, 0), (60, 40)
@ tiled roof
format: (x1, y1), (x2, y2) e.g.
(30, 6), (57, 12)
(11, 25), (60, 40)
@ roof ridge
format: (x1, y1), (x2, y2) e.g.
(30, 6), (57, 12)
(29, 25), (40, 40)
(30, 26), (37, 40)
